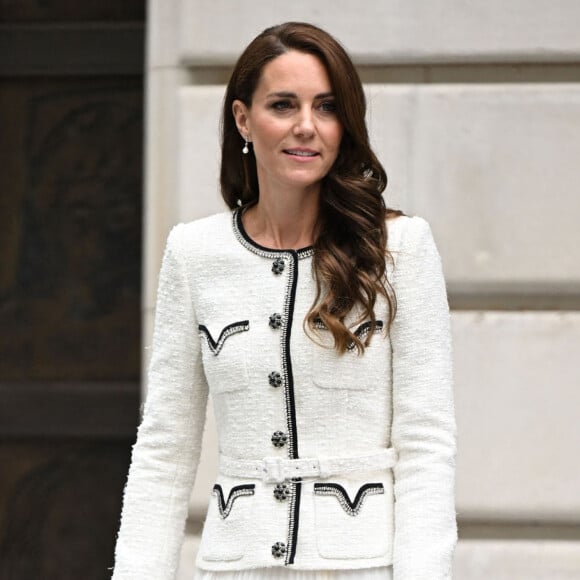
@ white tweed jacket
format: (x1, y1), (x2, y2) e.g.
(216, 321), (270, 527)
(112, 209), (457, 580)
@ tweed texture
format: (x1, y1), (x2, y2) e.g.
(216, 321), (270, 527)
(111, 210), (456, 580)
(194, 564), (393, 578)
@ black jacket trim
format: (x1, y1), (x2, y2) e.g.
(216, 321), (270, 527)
(198, 321), (250, 355)
(313, 319), (384, 351)
(282, 250), (301, 565)
(232, 209), (314, 259)
(313, 482), (384, 516)
(287, 480), (301, 565)
(212, 483), (255, 519)
(349, 321), (384, 350)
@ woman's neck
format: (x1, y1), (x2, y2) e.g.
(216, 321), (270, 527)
(242, 187), (320, 250)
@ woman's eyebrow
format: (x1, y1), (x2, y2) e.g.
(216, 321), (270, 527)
(265, 91), (335, 99)
(266, 91), (296, 98)
(315, 92), (335, 99)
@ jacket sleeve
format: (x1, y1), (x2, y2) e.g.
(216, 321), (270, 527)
(390, 217), (457, 580)
(111, 224), (209, 580)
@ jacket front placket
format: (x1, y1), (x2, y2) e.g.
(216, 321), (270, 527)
(233, 209), (314, 566)
(269, 248), (302, 565)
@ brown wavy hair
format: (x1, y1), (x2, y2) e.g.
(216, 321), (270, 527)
(220, 22), (403, 353)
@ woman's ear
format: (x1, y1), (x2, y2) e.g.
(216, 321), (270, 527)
(232, 99), (250, 139)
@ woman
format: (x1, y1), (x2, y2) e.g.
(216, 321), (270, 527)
(112, 22), (457, 580)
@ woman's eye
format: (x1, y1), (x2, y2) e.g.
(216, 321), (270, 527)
(319, 101), (337, 113)
(271, 100), (292, 111)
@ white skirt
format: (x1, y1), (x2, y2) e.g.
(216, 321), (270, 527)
(194, 565), (392, 579)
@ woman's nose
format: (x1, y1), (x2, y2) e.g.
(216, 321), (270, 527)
(293, 107), (315, 137)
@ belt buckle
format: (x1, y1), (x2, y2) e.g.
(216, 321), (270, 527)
(263, 457), (285, 483)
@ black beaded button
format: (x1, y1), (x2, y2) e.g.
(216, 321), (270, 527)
(272, 258), (285, 275)
(273, 483), (291, 501)
(271, 541), (286, 559)
(268, 371), (283, 388)
(271, 431), (288, 448)
(269, 313), (283, 329)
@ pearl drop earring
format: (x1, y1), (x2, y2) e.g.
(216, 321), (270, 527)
(242, 137), (249, 155)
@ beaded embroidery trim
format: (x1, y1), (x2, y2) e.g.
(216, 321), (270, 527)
(198, 320), (250, 355)
(212, 483), (255, 519)
(280, 256), (298, 461)
(313, 482), (384, 516)
(313, 319), (385, 351)
(280, 252), (302, 565)
(232, 209), (315, 260)
(287, 480), (301, 564)
(349, 320), (385, 350)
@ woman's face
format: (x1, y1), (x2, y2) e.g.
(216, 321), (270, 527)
(233, 50), (343, 197)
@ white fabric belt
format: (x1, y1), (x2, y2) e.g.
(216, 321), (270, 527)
(219, 448), (398, 484)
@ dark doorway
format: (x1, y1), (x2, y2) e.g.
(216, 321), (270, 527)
(0, 2), (145, 578)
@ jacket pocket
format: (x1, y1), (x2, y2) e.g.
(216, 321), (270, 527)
(311, 320), (386, 390)
(312, 477), (393, 560)
(199, 483), (256, 562)
(198, 320), (250, 393)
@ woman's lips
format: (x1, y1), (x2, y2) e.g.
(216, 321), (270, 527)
(283, 148), (320, 159)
